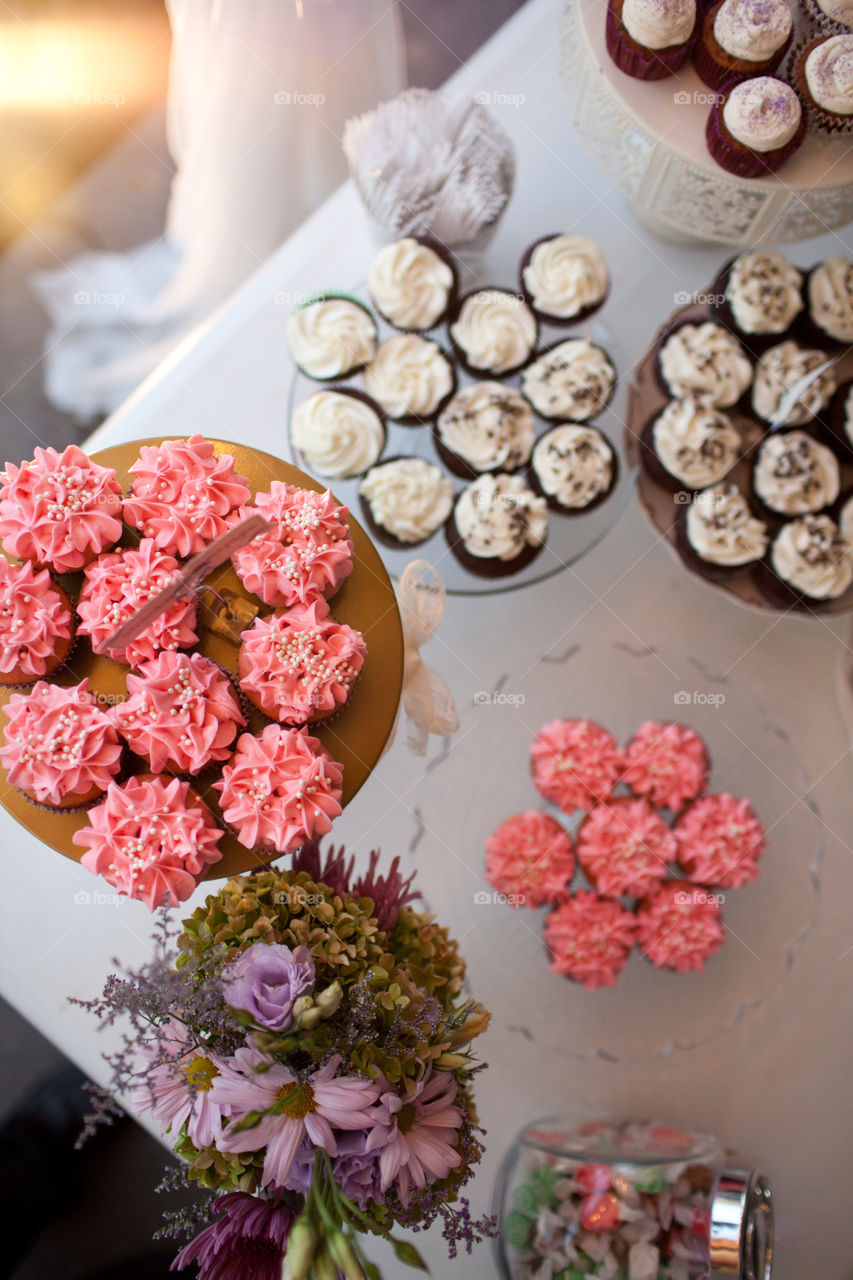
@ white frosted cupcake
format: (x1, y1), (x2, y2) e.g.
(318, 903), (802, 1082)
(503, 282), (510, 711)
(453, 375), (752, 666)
(519, 234), (610, 325)
(641, 397), (742, 491)
(286, 295), (378, 380)
(751, 430), (840, 517)
(677, 483), (768, 581)
(448, 288), (538, 377)
(795, 34), (853, 133)
(530, 424), (618, 514)
(434, 382), (535, 477)
(694, 0), (793, 91)
(447, 472), (547, 578)
(805, 257), (853, 347)
(751, 341), (836, 426)
(522, 340), (616, 423)
(359, 457), (454, 547)
(367, 237), (457, 332)
(362, 334), (456, 424)
(714, 251), (803, 348)
(758, 514), (852, 609)
(290, 389), (385, 479)
(656, 321), (752, 407)
(706, 76), (805, 178)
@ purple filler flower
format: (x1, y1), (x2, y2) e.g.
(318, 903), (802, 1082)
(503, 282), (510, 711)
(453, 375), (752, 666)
(332, 1130), (385, 1209)
(171, 1191), (295, 1279)
(221, 942), (315, 1032)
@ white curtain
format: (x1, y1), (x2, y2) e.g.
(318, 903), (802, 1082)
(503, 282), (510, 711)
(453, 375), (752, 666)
(34, 0), (405, 418)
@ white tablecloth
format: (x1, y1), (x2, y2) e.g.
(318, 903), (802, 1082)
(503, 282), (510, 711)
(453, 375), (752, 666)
(3, 1), (852, 1275)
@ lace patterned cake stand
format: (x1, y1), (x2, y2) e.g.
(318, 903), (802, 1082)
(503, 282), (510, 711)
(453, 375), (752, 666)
(561, 0), (853, 246)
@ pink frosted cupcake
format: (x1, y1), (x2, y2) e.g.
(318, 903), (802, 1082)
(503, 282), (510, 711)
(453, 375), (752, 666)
(238, 599), (366, 725)
(707, 76), (805, 178)
(114, 651), (245, 775)
(231, 484), (354, 608)
(576, 797), (674, 899)
(622, 721), (709, 811)
(0, 444), (122, 573)
(0, 559), (74, 686)
(636, 880), (726, 972)
(123, 435), (251, 558)
(674, 792), (765, 887)
(214, 724), (343, 854)
(606, 0), (698, 80)
(531, 719), (624, 813)
(73, 773), (223, 909)
(0, 678), (122, 808)
(77, 539), (198, 666)
(485, 810), (575, 908)
(544, 892), (637, 989)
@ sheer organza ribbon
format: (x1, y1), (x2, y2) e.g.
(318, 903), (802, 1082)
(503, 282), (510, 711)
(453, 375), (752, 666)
(387, 560), (459, 756)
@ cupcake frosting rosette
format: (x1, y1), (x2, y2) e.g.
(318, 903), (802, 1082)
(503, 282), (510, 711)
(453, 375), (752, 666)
(636, 879), (726, 973)
(0, 444), (122, 573)
(122, 434), (251, 558)
(531, 719), (624, 813)
(485, 810), (575, 908)
(72, 773), (224, 909)
(76, 538), (198, 667)
(231, 484), (353, 608)
(576, 796), (675, 899)
(622, 720), (710, 811)
(544, 892), (637, 990)
(214, 723), (343, 854)
(674, 791), (766, 887)
(0, 559), (74, 685)
(114, 651), (246, 775)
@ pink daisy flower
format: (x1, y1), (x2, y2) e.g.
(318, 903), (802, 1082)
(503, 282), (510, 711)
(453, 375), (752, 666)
(133, 1019), (228, 1150)
(212, 1048), (380, 1189)
(368, 1070), (463, 1205)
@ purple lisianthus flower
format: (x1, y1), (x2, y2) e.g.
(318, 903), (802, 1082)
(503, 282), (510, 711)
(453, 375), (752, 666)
(221, 942), (315, 1032)
(332, 1130), (385, 1209)
(171, 1191), (295, 1279)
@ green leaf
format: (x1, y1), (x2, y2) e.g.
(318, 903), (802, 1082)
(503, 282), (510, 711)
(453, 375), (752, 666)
(363, 1262), (383, 1280)
(392, 1240), (429, 1271)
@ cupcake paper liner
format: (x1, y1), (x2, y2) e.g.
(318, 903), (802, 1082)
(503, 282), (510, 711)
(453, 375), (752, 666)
(790, 35), (853, 135)
(705, 88), (807, 178)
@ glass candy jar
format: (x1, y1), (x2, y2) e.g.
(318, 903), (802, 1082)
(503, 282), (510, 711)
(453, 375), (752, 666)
(495, 1118), (772, 1280)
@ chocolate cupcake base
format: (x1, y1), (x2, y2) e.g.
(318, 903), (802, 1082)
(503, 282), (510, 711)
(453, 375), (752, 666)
(605, 0), (694, 80)
(445, 510), (544, 579)
(518, 234), (609, 328)
(674, 498), (765, 583)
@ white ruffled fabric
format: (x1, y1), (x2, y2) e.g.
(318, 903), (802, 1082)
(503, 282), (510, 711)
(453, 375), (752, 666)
(33, 0), (405, 419)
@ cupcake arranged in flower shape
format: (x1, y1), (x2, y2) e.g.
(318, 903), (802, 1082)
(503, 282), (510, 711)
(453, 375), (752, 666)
(286, 295), (378, 381)
(214, 724), (343, 854)
(751, 342), (836, 427)
(359, 457), (454, 548)
(447, 473), (547, 577)
(694, 0), (793, 91)
(0, 559), (74, 686)
(238, 599), (366, 725)
(752, 430), (840, 518)
(656, 322), (752, 407)
(290, 389), (385, 480)
(794, 34), (853, 133)
(519, 234), (610, 325)
(0, 444), (122, 573)
(545, 892), (637, 989)
(435, 382), (535, 478)
(623, 721), (709, 811)
(362, 335), (456, 425)
(805, 257), (853, 348)
(449, 288), (538, 378)
(677, 483), (769, 580)
(531, 719), (624, 812)
(73, 774), (223, 909)
(577, 797), (674, 899)
(530, 425), (618, 514)
(641, 397), (742, 492)
(0, 678), (122, 808)
(605, 0), (698, 81)
(714, 250), (803, 349)
(760, 513), (852, 608)
(522, 340), (616, 423)
(485, 810), (575, 908)
(122, 435), (251, 558)
(114, 651), (245, 775)
(675, 792), (765, 887)
(706, 76), (805, 179)
(77, 539), (198, 667)
(367, 236), (457, 332)
(231, 483), (353, 609)
(635, 880), (726, 973)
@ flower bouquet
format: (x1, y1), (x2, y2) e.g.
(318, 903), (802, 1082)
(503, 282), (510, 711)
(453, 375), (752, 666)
(77, 841), (494, 1278)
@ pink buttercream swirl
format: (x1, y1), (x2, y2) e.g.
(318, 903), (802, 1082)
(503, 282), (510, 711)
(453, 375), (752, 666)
(115, 651), (246, 774)
(214, 723), (343, 853)
(123, 435), (251, 558)
(0, 444), (122, 572)
(238, 599), (366, 724)
(623, 721), (709, 812)
(0, 559), (72, 678)
(73, 773), (223, 909)
(577, 797), (674, 899)
(636, 880), (725, 973)
(674, 792), (765, 888)
(544, 891), (637, 990)
(77, 538), (198, 666)
(485, 810), (575, 908)
(0, 677), (122, 805)
(231, 483), (353, 608)
(531, 719), (624, 813)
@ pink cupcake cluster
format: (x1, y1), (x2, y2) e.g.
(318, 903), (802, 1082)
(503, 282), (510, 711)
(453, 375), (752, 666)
(484, 717), (765, 989)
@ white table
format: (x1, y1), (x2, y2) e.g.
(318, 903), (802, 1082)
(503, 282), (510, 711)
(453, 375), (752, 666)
(3, 1), (852, 1275)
